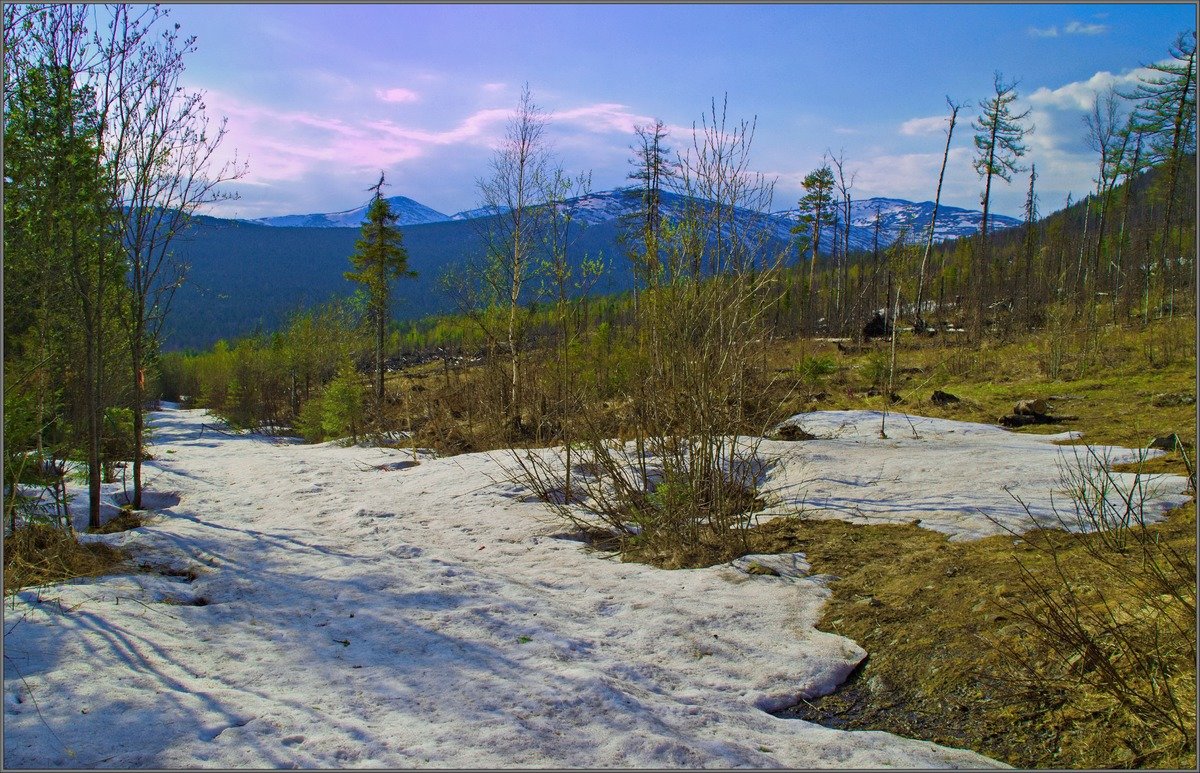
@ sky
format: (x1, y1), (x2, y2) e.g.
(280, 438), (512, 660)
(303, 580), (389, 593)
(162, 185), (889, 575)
(157, 2), (1196, 221)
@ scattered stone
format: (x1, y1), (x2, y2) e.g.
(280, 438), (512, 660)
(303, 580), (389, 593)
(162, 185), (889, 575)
(1013, 398), (1050, 417)
(1149, 433), (1182, 452)
(930, 390), (960, 406)
(1151, 392), (1195, 408)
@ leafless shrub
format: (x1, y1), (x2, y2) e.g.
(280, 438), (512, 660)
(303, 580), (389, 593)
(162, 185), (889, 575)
(508, 96), (789, 566)
(996, 448), (1196, 753)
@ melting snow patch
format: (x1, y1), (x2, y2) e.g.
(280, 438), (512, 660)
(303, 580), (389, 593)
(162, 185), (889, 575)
(14, 406), (1174, 767)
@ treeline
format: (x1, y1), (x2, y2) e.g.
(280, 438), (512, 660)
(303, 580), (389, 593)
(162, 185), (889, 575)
(3, 3), (241, 530)
(9, 16), (1194, 534)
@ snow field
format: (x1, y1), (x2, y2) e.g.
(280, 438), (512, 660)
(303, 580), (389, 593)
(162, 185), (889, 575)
(5, 407), (1187, 767)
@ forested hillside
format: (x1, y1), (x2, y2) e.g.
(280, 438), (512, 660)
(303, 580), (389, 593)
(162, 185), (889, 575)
(164, 190), (1018, 351)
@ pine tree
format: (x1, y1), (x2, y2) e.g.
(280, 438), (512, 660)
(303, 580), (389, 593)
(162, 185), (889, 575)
(625, 120), (672, 292)
(1124, 31), (1196, 306)
(972, 72), (1031, 332)
(794, 165), (836, 331)
(345, 172), (416, 404)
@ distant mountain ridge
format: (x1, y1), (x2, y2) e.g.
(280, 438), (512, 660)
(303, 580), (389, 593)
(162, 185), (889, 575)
(250, 188), (1021, 251)
(165, 190), (1020, 350)
(248, 195), (451, 228)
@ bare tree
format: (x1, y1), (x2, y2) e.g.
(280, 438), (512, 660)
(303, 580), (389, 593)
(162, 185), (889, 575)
(476, 84), (552, 436)
(915, 98), (961, 333)
(1081, 87), (1126, 302)
(113, 6), (245, 508)
(828, 149), (856, 330)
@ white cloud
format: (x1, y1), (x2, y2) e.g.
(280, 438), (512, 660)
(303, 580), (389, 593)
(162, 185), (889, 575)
(1030, 20), (1109, 39)
(1028, 67), (1152, 110)
(1065, 21), (1108, 35)
(900, 114), (951, 136)
(376, 87), (420, 104)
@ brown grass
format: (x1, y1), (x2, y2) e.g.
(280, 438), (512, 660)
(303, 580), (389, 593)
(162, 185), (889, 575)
(87, 507), (148, 534)
(3, 525), (125, 594)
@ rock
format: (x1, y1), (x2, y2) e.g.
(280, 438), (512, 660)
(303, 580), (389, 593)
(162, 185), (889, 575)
(1151, 392), (1196, 408)
(1149, 433), (1181, 452)
(931, 389), (960, 405)
(1013, 398), (1050, 416)
(773, 424), (816, 441)
(745, 561), (781, 577)
(863, 311), (892, 339)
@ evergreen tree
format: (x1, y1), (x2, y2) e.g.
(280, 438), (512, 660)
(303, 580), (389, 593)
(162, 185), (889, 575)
(972, 72), (1031, 332)
(625, 120), (672, 291)
(794, 165), (836, 331)
(1124, 31), (1196, 304)
(345, 172), (416, 403)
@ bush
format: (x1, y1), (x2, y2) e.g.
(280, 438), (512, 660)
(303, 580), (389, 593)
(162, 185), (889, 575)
(862, 350), (891, 388)
(321, 364), (364, 443)
(295, 395), (327, 443)
(3, 523), (123, 595)
(1000, 450), (1196, 758)
(795, 353), (837, 385)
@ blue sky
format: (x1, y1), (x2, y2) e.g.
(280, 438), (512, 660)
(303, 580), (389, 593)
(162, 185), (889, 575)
(163, 3), (1197, 220)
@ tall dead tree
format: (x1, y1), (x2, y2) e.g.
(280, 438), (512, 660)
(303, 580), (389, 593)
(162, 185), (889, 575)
(828, 149), (856, 330)
(915, 97), (960, 332)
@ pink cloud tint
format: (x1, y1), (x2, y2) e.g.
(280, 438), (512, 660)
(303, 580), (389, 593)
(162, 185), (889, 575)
(376, 87), (420, 104)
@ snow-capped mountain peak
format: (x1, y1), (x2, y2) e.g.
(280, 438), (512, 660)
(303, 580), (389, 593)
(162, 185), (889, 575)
(248, 195), (450, 228)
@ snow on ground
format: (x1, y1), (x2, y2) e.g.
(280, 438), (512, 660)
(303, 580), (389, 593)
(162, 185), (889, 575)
(2, 407), (1188, 768)
(761, 411), (1192, 540)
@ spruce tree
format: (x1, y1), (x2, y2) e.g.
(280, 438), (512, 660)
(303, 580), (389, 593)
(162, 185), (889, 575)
(794, 165), (836, 331)
(345, 173), (416, 403)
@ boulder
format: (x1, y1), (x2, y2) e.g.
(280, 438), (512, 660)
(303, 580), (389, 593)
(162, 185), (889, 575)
(1013, 398), (1050, 417)
(1149, 433), (1181, 452)
(863, 311), (892, 339)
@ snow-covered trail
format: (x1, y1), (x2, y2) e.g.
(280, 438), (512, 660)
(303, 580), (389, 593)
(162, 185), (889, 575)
(4, 407), (1012, 768)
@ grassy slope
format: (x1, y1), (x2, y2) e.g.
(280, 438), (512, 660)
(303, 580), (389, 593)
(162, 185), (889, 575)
(744, 319), (1196, 769)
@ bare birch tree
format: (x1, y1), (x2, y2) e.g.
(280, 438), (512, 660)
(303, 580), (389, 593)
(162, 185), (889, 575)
(477, 84), (551, 436)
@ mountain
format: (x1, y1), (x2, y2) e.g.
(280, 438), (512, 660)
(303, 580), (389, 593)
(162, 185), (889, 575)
(772, 198), (1024, 252)
(163, 190), (1019, 351)
(248, 195), (450, 228)
(256, 188), (1019, 252)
